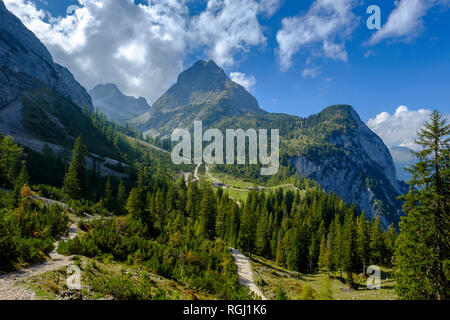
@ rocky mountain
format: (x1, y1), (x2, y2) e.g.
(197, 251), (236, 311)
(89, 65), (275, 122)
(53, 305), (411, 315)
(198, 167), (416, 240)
(288, 106), (406, 227)
(0, 0), (92, 111)
(89, 83), (151, 124)
(128, 60), (406, 226)
(213, 106), (407, 227)
(130, 60), (266, 137)
(0, 1), (124, 176)
(389, 146), (417, 182)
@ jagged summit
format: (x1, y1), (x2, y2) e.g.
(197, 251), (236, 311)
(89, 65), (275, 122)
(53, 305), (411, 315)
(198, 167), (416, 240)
(131, 59), (266, 136)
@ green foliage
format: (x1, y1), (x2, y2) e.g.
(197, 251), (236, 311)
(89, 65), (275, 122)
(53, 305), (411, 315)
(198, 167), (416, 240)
(395, 110), (449, 300)
(63, 136), (87, 199)
(0, 135), (22, 188)
(33, 184), (69, 203)
(0, 191), (69, 271)
(275, 286), (288, 300)
(298, 284), (318, 300)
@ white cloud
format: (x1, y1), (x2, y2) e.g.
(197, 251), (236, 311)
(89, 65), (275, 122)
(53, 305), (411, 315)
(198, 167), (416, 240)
(5, 0), (189, 103)
(258, 0), (281, 17)
(4, 0), (272, 102)
(191, 0), (268, 67)
(367, 106), (435, 150)
(229, 72), (256, 92)
(368, 0), (444, 45)
(302, 66), (319, 79)
(364, 49), (376, 58)
(276, 0), (358, 71)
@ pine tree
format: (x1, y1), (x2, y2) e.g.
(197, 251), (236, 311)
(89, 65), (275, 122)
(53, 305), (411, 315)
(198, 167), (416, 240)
(342, 212), (359, 288)
(0, 136), (22, 188)
(357, 212), (371, 274)
(63, 163), (81, 199)
(238, 206), (257, 256)
(369, 217), (385, 265)
(14, 162), (29, 192)
(318, 234), (330, 272)
(116, 180), (127, 214)
(384, 223), (397, 266)
(103, 176), (114, 211)
(198, 183), (217, 240)
(126, 186), (147, 222)
(395, 110), (449, 300)
(63, 136), (87, 199)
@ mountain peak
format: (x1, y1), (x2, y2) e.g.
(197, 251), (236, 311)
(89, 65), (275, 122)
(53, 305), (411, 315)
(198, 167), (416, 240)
(177, 59), (227, 86)
(89, 83), (150, 124)
(131, 59), (266, 136)
(150, 59), (264, 115)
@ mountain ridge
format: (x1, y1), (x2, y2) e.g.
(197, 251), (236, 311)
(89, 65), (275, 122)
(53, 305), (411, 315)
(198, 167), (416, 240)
(90, 83), (151, 124)
(0, 0), (93, 111)
(130, 59), (267, 137)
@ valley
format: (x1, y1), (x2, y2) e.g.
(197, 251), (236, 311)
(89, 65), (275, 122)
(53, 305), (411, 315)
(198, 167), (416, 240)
(0, 0), (448, 303)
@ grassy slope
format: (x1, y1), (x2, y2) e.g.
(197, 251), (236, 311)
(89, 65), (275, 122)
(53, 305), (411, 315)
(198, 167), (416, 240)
(25, 257), (214, 300)
(203, 169), (303, 203)
(250, 255), (396, 300)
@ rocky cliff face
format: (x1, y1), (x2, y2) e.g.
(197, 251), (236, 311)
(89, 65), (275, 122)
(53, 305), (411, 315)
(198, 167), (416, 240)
(0, 0), (93, 111)
(90, 83), (151, 124)
(290, 105), (406, 227)
(130, 60), (266, 137)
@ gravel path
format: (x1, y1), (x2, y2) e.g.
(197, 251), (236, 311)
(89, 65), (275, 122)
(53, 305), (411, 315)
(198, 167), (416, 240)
(230, 248), (268, 300)
(0, 222), (79, 300)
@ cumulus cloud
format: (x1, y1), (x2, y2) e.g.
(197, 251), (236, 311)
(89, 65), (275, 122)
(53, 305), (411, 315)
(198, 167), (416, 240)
(276, 0), (358, 71)
(229, 72), (256, 92)
(191, 0), (268, 67)
(258, 0), (281, 17)
(367, 106), (436, 150)
(5, 0), (189, 102)
(4, 0), (272, 102)
(368, 0), (445, 45)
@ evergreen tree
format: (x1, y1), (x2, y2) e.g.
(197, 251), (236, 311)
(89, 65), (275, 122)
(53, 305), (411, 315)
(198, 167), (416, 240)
(116, 180), (127, 214)
(342, 212), (359, 288)
(369, 217), (385, 265)
(126, 186), (148, 222)
(14, 162), (29, 192)
(0, 136), (22, 188)
(63, 163), (81, 199)
(395, 110), (449, 300)
(357, 212), (371, 274)
(198, 183), (217, 240)
(63, 136), (87, 199)
(318, 234), (330, 272)
(103, 176), (114, 211)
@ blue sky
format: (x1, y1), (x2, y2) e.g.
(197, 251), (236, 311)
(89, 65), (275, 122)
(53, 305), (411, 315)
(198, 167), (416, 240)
(4, 0), (450, 148)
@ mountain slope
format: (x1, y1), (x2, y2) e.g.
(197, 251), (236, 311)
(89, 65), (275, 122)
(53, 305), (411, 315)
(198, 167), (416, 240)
(0, 0), (92, 111)
(0, 1), (120, 163)
(128, 60), (405, 226)
(213, 105), (406, 227)
(90, 83), (151, 124)
(130, 60), (267, 137)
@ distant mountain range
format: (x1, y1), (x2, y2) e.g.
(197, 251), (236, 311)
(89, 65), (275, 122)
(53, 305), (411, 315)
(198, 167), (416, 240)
(389, 146), (417, 182)
(128, 59), (406, 226)
(0, 0), (406, 226)
(90, 83), (151, 124)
